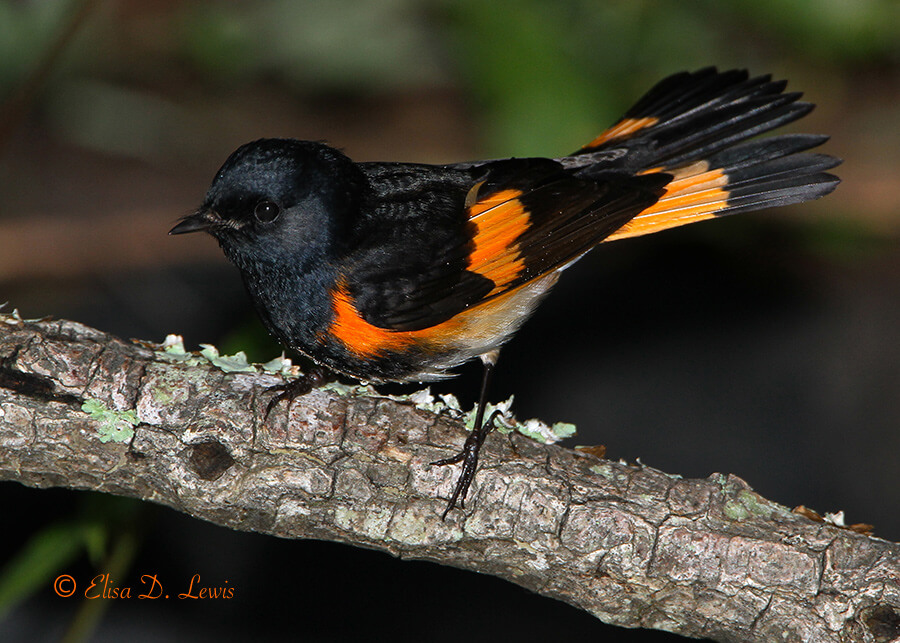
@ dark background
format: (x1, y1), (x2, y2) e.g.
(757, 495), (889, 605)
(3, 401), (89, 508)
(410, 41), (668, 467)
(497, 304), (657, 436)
(1, 1), (898, 641)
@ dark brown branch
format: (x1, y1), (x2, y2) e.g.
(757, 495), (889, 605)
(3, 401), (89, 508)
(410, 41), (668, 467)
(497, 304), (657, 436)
(1, 313), (898, 642)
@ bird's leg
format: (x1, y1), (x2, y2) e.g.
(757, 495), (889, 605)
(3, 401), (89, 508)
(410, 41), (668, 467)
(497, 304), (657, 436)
(431, 351), (498, 519)
(264, 364), (333, 418)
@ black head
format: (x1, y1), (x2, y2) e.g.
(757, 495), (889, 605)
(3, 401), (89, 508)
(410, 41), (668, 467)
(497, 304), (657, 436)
(171, 138), (364, 267)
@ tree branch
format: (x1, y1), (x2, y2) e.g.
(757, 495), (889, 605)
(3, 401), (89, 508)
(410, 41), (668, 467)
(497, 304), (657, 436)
(1, 313), (898, 642)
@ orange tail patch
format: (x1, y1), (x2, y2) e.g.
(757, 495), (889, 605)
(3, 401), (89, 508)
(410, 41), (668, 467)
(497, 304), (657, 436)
(605, 162), (730, 241)
(582, 116), (659, 151)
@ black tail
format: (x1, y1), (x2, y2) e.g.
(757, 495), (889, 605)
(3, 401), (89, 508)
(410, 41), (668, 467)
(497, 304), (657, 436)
(570, 68), (840, 240)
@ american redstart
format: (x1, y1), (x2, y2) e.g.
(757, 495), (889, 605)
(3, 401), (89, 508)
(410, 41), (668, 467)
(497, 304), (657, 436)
(170, 68), (840, 518)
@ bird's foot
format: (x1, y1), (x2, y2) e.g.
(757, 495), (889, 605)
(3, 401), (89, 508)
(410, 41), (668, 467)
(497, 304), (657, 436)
(431, 410), (499, 520)
(264, 365), (332, 418)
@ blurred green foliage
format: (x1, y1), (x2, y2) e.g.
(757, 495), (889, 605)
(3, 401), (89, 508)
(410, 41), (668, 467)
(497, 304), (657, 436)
(446, 0), (606, 156)
(0, 495), (142, 631)
(444, 0), (899, 155)
(2, 0), (897, 159)
(729, 0), (900, 61)
(0, 1), (70, 92)
(181, 0), (445, 89)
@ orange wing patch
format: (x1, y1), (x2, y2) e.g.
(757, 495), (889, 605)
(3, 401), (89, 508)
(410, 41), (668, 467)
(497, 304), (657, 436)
(466, 187), (530, 295)
(582, 116), (659, 151)
(606, 162), (730, 241)
(327, 182), (537, 359)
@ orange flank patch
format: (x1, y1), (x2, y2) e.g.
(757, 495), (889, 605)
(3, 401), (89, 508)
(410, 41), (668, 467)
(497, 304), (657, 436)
(607, 164), (731, 241)
(467, 188), (529, 294)
(327, 273), (554, 362)
(329, 281), (412, 357)
(327, 280), (461, 358)
(582, 116), (659, 150)
(327, 271), (560, 367)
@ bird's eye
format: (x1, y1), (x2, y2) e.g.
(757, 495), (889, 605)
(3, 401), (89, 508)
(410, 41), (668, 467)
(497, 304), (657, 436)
(254, 199), (281, 223)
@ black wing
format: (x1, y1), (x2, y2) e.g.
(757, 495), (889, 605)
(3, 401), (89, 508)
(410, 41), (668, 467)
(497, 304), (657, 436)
(344, 158), (666, 332)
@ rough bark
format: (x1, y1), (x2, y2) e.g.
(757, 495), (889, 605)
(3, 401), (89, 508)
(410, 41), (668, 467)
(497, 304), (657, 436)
(1, 313), (898, 642)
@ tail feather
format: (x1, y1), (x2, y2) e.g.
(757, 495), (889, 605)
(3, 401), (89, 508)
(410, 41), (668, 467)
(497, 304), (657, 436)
(622, 68), (769, 123)
(606, 136), (840, 242)
(724, 169), (839, 213)
(576, 68), (822, 173)
(702, 133), (830, 174)
(567, 68), (840, 241)
(646, 96), (812, 170)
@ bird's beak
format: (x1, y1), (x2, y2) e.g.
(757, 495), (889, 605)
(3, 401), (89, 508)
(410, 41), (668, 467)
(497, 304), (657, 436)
(169, 209), (217, 235)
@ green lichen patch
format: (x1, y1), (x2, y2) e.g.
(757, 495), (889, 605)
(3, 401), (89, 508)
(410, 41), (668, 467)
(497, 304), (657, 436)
(155, 335), (295, 376)
(161, 334), (188, 356)
(156, 335), (205, 367)
(154, 335), (575, 444)
(485, 397), (576, 445)
(723, 489), (790, 522)
(81, 399), (138, 443)
(723, 498), (751, 521)
(198, 345), (257, 373)
(516, 420), (577, 443)
(321, 381), (377, 397)
(323, 385), (576, 445)
(589, 463), (616, 479)
(261, 354), (293, 374)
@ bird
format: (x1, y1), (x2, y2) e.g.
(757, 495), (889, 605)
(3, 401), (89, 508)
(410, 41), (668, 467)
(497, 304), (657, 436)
(170, 67), (840, 518)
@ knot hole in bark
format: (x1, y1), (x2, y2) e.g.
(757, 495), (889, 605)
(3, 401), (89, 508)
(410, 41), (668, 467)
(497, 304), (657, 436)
(187, 440), (235, 481)
(861, 604), (900, 642)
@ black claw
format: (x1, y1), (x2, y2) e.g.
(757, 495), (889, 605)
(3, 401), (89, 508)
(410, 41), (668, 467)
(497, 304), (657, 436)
(430, 358), (499, 520)
(431, 409), (500, 520)
(264, 365), (331, 418)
